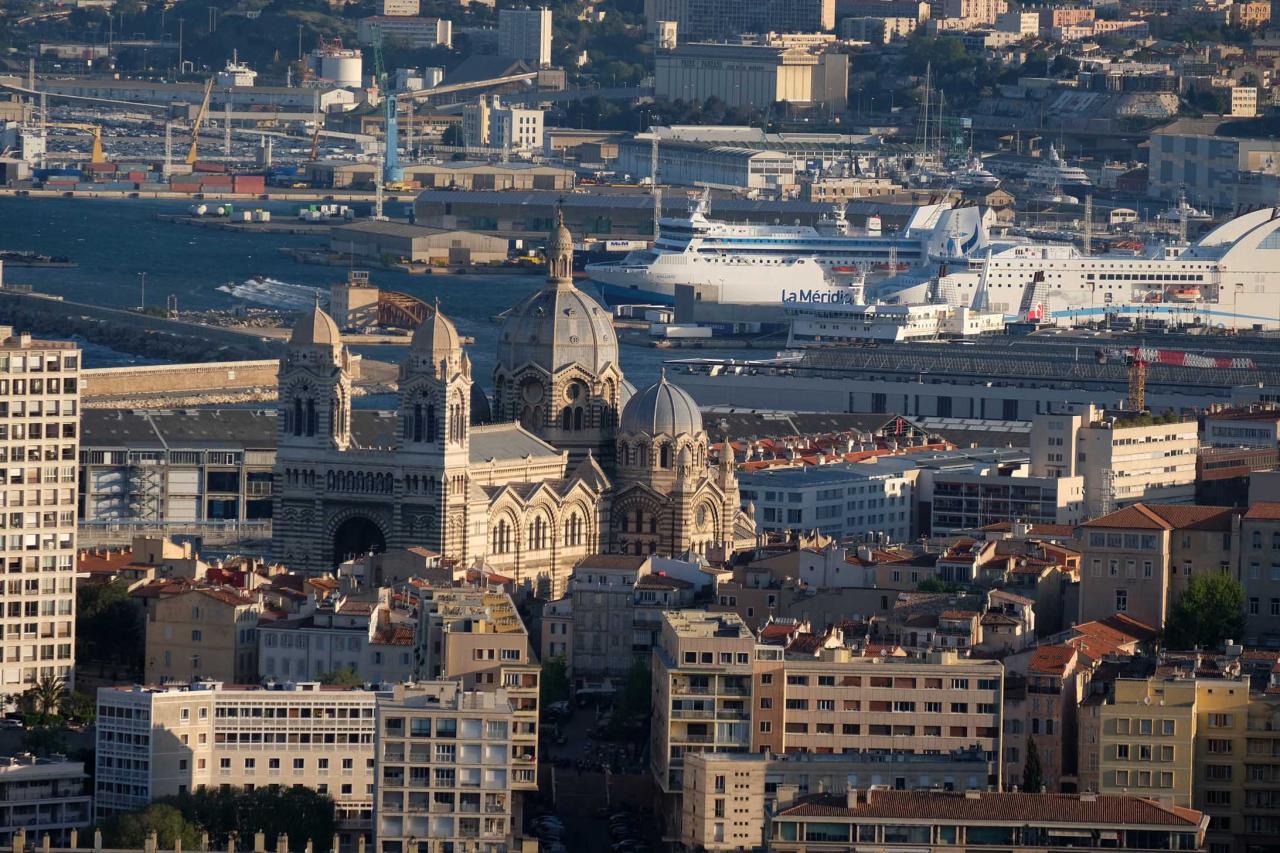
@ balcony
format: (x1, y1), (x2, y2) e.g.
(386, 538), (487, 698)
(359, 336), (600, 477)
(671, 708), (714, 720)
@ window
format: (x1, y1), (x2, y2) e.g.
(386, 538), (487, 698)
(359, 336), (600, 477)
(1115, 589), (1128, 612)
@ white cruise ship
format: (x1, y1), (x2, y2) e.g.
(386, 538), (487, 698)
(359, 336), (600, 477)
(585, 195), (989, 306)
(877, 207), (1280, 330)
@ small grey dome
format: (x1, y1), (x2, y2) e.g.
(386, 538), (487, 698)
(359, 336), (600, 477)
(411, 309), (461, 360)
(620, 372), (702, 436)
(290, 305), (341, 348)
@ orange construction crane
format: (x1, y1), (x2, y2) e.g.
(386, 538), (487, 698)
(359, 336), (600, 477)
(186, 78), (215, 166)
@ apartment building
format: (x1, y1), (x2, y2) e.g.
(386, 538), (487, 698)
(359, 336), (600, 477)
(415, 587), (540, 790)
(558, 554), (699, 691)
(752, 648), (1003, 779)
(1203, 406), (1280, 450)
(0, 331), (80, 701)
(929, 471), (1083, 535)
(258, 591), (416, 684)
(1030, 405), (1197, 518)
(1239, 502), (1280, 647)
(1002, 644), (1082, 791)
(375, 682), (515, 853)
(95, 681), (377, 845)
(1095, 668), (1280, 853)
(651, 610), (1003, 829)
(497, 7), (552, 67)
(1078, 503), (1236, 629)
(681, 748), (992, 851)
(738, 462), (914, 544)
(644, 0), (835, 39)
(143, 585), (262, 684)
(0, 755), (91, 847)
(770, 788), (1207, 853)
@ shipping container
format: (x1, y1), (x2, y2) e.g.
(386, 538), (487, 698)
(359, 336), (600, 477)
(127, 171), (147, 183)
(84, 162), (117, 173)
(192, 162), (227, 173)
(650, 324), (712, 339)
(232, 175), (265, 193)
(170, 182), (201, 193)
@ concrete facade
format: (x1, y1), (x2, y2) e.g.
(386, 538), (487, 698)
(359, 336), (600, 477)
(0, 331), (80, 701)
(655, 43), (849, 109)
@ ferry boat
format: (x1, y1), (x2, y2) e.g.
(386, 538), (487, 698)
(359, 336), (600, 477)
(585, 194), (989, 306)
(875, 207), (1280, 330)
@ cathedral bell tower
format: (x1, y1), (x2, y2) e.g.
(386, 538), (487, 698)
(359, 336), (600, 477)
(398, 306), (473, 557)
(278, 303), (352, 451)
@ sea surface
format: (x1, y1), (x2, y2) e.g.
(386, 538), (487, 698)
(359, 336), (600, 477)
(0, 196), (763, 388)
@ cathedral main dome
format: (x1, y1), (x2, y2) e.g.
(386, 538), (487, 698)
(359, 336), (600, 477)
(496, 284), (618, 376)
(620, 372), (703, 436)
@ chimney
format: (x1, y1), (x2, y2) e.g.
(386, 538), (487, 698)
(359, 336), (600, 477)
(846, 787), (859, 809)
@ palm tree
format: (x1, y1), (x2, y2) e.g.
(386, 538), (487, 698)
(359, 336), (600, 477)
(28, 675), (66, 725)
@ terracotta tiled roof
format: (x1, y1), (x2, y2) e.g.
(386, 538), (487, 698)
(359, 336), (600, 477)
(372, 625), (415, 646)
(1099, 612), (1159, 641)
(940, 610), (979, 620)
(196, 586), (257, 607)
(1027, 644), (1077, 676)
(635, 574), (693, 590)
(78, 547), (137, 575)
(989, 589), (1034, 606)
(775, 790), (1203, 827)
(981, 612), (1020, 626)
(1244, 502), (1280, 520)
(1083, 503), (1234, 531)
(787, 635), (825, 655)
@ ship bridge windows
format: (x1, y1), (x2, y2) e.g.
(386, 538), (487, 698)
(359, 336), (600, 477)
(1259, 230), (1280, 250)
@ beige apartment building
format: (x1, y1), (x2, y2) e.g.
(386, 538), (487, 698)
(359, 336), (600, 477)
(1096, 666), (1280, 853)
(144, 585), (262, 685)
(753, 648), (1002, 776)
(375, 682), (515, 853)
(1079, 503), (1236, 629)
(1030, 405), (1198, 518)
(0, 331), (80, 700)
(652, 610), (1003, 834)
(415, 587), (540, 790)
(681, 748), (993, 851)
(94, 681), (377, 846)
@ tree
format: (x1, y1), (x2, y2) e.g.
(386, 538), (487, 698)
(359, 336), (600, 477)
(26, 675), (66, 725)
(541, 655), (570, 709)
(318, 667), (363, 687)
(440, 124), (464, 147)
(1022, 738), (1043, 793)
(608, 659), (651, 738)
(918, 578), (962, 593)
(102, 804), (202, 850)
(1165, 573), (1246, 651)
(62, 691), (96, 727)
(161, 785), (337, 849)
(77, 578), (144, 672)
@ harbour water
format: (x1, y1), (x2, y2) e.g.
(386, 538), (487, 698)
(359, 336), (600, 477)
(0, 196), (762, 387)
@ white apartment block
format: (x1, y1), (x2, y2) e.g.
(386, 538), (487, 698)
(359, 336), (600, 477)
(95, 682), (377, 843)
(738, 462), (914, 545)
(258, 593), (416, 684)
(357, 16), (453, 49)
(497, 7), (553, 67)
(375, 682), (516, 853)
(1030, 404), (1197, 518)
(0, 330), (80, 702)
(489, 105), (544, 154)
(0, 755), (91, 848)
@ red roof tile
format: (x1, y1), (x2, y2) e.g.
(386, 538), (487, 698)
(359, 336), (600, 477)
(1083, 503), (1234, 531)
(1027, 644), (1077, 676)
(1245, 502), (1280, 520)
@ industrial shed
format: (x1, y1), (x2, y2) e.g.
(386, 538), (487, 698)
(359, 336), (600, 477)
(330, 221), (510, 264)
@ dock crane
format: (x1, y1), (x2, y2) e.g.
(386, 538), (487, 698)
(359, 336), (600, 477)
(186, 78), (215, 165)
(45, 122), (106, 164)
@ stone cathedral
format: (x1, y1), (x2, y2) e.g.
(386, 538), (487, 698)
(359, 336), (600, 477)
(273, 210), (756, 595)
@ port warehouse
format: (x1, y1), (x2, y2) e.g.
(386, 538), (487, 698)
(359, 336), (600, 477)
(410, 190), (929, 239)
(329, 220), (509, 263)
(306, 161), (575, 191)
(21, 77), (357, 111)
(666, 333), (1280, 421)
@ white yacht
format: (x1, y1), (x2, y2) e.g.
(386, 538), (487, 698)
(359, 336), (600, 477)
(876, 207), (1280, 330)
(956, 156), (1001, 190)
(1025, 144), (1093, 195)
(585, 194), (989, 306)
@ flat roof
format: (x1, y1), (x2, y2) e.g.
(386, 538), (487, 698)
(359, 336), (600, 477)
(740, 460), (908, 486)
